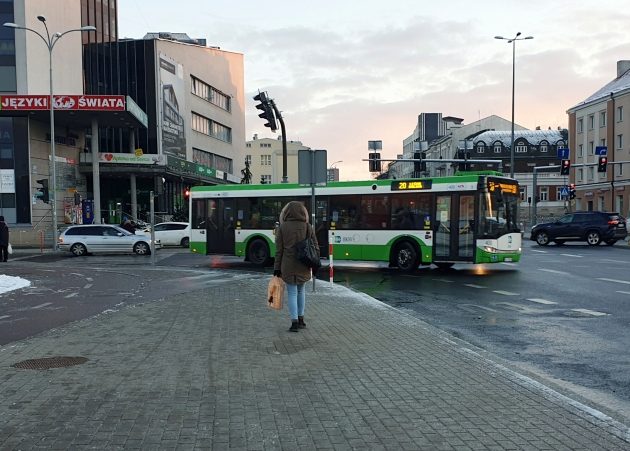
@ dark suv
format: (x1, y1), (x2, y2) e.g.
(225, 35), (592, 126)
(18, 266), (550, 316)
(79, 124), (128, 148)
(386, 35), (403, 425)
(530, 211), (627, 246)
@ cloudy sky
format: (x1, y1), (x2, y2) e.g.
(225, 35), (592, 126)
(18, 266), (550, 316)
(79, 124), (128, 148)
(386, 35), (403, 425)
(119, 0), (630, 180)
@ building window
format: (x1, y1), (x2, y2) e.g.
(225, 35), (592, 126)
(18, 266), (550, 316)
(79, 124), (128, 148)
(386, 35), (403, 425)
(617, 163), (623, 177)
(600, 111), (607, 127)
(493, 142), (502, 153)
(245, 155), (251, 164)
(192, 147), (232, 173)
(588, 141), (594, 155)
(617, 134), (623, 150)
(261, 154), (271, 166)
(578, 118), (583, 133)
(191, 112), (232, 143)
(191, 76), (231, 112)
(617, 106), (623, 122)
(617, 195), (623, 213)
(539, 187), (548, 202)
(600, 138), (606, 147)
(261, 174), (272, 184)
(246, 143), (251, 148)
(588, 166), (594, 180)
(578, 144), (583, 157)
(539, 141), (548, 153)
(259, 143), (271, 148)
(515, 145), (527, 153)
(578, 168), (583, 182)
(476, 142), (485, 153)
(588, 115), (594, 129)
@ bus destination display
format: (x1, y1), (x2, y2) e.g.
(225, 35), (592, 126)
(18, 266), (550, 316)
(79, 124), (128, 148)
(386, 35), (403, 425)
(487, 180), (518, 195)
(390, 180), (433, 191)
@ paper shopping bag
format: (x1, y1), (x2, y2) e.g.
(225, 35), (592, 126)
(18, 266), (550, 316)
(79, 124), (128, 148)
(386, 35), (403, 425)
(267, 276), (285, 310)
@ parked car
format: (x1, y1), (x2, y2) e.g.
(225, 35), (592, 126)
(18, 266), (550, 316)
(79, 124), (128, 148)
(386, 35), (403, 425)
(530, 211), (627, 246)
(58, 224), (161, 256)
(144, 222), (190, 247)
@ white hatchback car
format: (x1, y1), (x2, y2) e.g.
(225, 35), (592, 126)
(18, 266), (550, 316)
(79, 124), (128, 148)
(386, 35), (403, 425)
(58, 224), (161, 256)
(146, 222), (190, 247)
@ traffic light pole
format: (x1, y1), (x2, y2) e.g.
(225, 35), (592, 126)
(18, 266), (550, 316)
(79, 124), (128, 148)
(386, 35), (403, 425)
(270, 100), (288, 183)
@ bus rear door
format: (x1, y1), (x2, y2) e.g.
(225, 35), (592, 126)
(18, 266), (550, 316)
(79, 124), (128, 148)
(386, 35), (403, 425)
(207, 199), (236, 254)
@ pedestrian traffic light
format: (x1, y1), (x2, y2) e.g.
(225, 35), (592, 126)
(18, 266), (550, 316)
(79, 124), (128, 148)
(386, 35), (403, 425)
(253, 91), (277, 132)
(598, 156), (608, 173)
(560, 159), (571, 175)
(569, 183), (576, 200)
(368, 152), (381, 172)
(35, 178), (49, 203)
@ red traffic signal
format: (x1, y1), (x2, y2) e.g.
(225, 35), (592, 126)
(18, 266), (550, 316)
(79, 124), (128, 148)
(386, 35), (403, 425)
(184, 187), (190, 199)
(560, 159), (571, 175)
(597, 156), (608, 173)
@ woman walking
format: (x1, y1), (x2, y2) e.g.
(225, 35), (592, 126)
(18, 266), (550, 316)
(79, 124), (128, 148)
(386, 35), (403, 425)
(273, 201), (319, 332)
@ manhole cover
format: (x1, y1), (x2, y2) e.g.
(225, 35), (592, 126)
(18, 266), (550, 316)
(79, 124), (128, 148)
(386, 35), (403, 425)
(12, 356), (88, 370)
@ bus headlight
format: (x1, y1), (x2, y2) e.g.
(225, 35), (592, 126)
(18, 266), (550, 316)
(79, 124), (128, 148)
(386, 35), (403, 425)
(483, 245), (497, 253)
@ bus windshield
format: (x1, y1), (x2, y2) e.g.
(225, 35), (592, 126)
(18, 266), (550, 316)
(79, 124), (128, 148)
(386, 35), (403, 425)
(478, 184), (520, 238)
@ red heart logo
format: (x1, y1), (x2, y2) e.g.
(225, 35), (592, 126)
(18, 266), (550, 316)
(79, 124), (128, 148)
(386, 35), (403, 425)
(104, 154), (113, 161)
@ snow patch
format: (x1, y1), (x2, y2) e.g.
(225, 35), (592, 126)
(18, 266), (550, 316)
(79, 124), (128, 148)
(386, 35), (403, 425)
(0, 275), (31, 295)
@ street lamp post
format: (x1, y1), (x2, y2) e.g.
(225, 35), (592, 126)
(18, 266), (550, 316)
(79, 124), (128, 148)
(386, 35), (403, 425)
(3, 17), (95, 250)
(495, 32), (533, 179)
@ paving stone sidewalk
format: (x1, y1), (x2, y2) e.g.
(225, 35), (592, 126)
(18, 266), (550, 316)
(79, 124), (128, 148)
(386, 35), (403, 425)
(1, 271), (629, 450)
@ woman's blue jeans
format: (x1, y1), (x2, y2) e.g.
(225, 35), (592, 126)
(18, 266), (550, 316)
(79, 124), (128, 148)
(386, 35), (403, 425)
(286, 283), (305, 320)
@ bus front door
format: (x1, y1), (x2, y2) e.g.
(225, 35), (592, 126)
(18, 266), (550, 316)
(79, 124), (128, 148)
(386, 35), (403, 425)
(206, 199), (236, 254)
(434, 194), (475, 262)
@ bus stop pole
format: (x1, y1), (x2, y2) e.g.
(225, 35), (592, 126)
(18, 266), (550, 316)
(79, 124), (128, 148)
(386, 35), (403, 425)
(310, 149), (316, 292)
(150, 191), (156, 266)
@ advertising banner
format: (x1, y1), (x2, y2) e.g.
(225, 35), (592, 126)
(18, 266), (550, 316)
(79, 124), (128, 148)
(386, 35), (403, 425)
(0, 95), (126, 111)
(158, 53), (187, 159)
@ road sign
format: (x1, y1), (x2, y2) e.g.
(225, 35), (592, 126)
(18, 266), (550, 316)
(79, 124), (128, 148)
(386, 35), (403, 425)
(557, 148), (570, 159)
(559, 186), (569, 197)
(595, 146), (607, 156)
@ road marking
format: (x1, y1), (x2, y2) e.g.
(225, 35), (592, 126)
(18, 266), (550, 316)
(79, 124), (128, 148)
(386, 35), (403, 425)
(31, 302), (52, 309)
(65, 293), (78, 298)
(597, 278), (630, 285)
(493, 290), (519, 296)
(600, 259), (628, 264)
(616, 291), (630, 295)
(529, 249), (547, 253)
(527, 298), (557, 305)
(560, 253), (583, 258)
(432, 278), (454, 283)
(83, 284), (93, 289)
(464, 283), (485, 289)
(0, 315), (10, 320)
(571, 308), (608, 317)
(458, 304), (498, 313)
(538, 268), (569, 275)
(86, 277), (93, 282)
(501, 262), (517, 266)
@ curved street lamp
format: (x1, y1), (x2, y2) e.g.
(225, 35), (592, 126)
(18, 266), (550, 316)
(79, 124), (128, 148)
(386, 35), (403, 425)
(3, 17), (96, 250)
(495, 32), (533, 179)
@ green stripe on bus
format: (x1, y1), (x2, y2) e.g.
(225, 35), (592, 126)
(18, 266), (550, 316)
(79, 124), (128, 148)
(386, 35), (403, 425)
(475, 248), (521, 263)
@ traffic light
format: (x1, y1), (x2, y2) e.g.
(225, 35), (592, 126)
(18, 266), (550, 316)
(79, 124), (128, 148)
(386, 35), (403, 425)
(35, 178), (49, 204)
(598, 156), (608, 173)
(560, 159), (571, 175)
(414, 152), (421, 173)
(569, 183), (576, 200)
(184, 187), (190, 200)
(368, 152), (381, 172)
(253, 91), (277, 132)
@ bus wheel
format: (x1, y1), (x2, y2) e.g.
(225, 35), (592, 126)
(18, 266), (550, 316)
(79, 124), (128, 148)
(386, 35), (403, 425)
(393, 241), (418, 272)
(248, 239), (270, 266)
(435, 262), (454, 270)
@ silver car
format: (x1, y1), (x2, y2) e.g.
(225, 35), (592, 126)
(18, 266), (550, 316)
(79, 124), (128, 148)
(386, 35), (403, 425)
(58, 224), (160, 256)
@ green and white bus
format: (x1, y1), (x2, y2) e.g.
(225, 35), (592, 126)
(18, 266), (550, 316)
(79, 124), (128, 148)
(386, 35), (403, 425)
(189, 171), (521, 270)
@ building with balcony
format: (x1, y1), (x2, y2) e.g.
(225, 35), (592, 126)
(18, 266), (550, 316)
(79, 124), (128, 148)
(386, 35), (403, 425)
(244, 135), (310, 184)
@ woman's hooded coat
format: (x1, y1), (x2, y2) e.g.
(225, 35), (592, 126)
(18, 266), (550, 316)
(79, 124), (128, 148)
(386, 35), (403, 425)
(273, 201), (320, 284)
